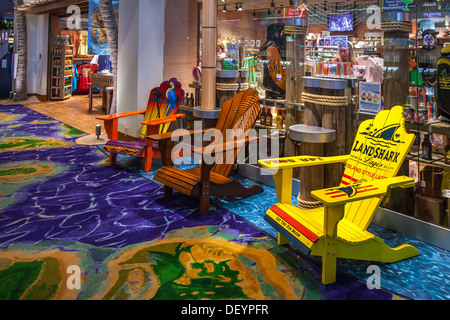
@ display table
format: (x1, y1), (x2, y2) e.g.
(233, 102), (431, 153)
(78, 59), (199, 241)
(88, 74), (114, 114)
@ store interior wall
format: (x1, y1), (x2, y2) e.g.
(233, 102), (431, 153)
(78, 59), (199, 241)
(117, 0), (165, 137)
(26, 13), (48, 96)
(163, 0), (198, 96)
(218, 11), (266, 43)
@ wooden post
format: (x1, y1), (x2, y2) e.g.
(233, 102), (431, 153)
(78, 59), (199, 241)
(284, 20), (307, 160)
(381, 12), (413, 213)
(321, 88), (346, 188)
(382, 12), (411, 110)
(201, 0), (217, 111)
(299, 85), (324, 203)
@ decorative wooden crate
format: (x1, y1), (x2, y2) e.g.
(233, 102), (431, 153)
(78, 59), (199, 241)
(91, 73), (114, 88)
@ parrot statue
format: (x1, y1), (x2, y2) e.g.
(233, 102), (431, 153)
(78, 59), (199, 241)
(161, 82), (177, 133)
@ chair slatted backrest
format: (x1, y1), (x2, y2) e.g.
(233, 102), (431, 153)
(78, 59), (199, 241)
(139, 78), (185, 139)
(211, 88), (261, 177)
(341, 106), (415, 230)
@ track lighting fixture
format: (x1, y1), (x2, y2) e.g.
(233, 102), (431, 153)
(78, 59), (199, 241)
(237, 3), (243, 11)
(223, 5), (227, 12)
(235, 3), (239, 11)
(289, 0), (294, 5)
(271, 1), (275, 8)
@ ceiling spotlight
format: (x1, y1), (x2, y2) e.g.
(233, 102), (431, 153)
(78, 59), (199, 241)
(221, 0), (225, 2)
(223, 5), (227, 12)
(271, 1), (275, 8)
(235, 3), (239, 10)
(289, 0), (294, 5)
(237, 3), (243, 11)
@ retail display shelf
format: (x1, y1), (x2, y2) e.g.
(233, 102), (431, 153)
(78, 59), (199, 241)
(407, 153), (449, 169)
(255, 122), (286, 133)
(259, 98), (304, 110)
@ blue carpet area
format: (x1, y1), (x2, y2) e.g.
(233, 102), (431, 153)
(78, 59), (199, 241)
(112, 153), (450, 300)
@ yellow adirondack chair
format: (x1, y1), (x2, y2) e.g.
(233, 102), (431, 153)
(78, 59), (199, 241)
(258, 106), (420, 285)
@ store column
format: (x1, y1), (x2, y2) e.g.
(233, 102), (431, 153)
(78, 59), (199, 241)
(381, 11), (414, 215)
(116, 0), (165, 137)
(382, 11), (411, 109)
(284, 17), (308, 162)
(201, 0), (217, 112)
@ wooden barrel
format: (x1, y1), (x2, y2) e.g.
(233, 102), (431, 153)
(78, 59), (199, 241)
(381, 11), (414, 215)
(216, 70), (239, 108)
(297, 77), (325, 207)
(238, 68), (249, 92)
(319, 78), (348, 188)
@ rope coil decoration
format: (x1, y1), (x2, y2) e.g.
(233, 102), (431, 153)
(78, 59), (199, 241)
(239, 82), (249, 91)
(302, 92), (348, 107)
(216, 82), (249, 91)
(216, 83), (240, 91)
(297, 198), (323, 209)
(381, 21), (412, 33)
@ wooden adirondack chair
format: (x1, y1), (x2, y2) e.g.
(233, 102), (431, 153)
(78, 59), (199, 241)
(96, 78), (185, 172)
(149, 88), (264, 215)
(258, 106), (420, 285)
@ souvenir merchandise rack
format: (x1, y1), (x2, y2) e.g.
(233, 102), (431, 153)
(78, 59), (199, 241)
(50, 35), (73, 100)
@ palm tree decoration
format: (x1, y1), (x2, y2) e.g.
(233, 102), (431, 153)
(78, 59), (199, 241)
(98, 0), (118, 114)
(13, 0), (27, 101)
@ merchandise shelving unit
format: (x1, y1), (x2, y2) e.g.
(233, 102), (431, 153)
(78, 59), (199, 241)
(50, 35), (73, 100)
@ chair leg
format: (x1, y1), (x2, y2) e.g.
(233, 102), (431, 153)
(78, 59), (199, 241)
(322, 204), (344, 285)
(110, 153), (117, 166)
(278, 232), (289, 245)
(199, 192), (210, 216)
(199, 161), (213, 215)
(144, 147), (154, 172)
(164, 186), (173, 198)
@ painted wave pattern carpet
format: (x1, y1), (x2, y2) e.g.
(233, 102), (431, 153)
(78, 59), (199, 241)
(0, 105), (403, 300)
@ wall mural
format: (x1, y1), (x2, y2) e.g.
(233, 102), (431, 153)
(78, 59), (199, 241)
(88, 0), (119, 55)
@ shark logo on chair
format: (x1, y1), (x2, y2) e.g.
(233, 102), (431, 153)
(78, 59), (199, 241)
(360, 123), (402, 143)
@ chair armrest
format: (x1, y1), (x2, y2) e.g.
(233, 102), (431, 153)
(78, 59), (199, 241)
(141, 113), (186, 127)
(97, 110), (147, 140)
(96, 110), (146, 121)
(258, 155), (349, 170)
(193, 136), (259, 156)
(147, 128), (209, 142)
(311, 176), (415, 206)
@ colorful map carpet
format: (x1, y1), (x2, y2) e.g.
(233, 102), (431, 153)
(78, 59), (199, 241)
(0, 105), (404, 300)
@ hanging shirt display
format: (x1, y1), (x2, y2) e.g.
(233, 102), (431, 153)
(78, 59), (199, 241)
(76, 64), (98, 93)
(355, 56), (384, 83)
(72, 64), (78, 91)
(98, 55), (112, 72)
(77, 30), (88, 56)
(242, 56), (258, 83)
